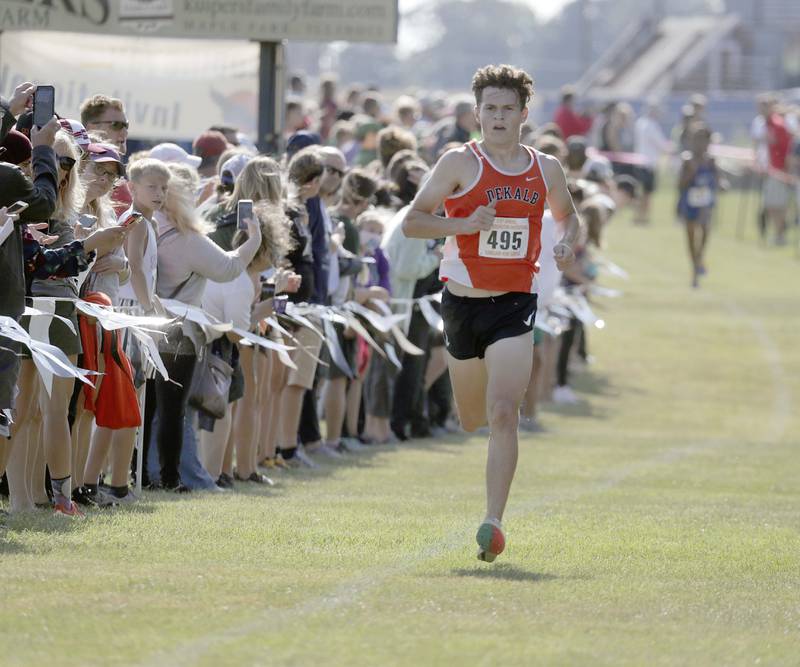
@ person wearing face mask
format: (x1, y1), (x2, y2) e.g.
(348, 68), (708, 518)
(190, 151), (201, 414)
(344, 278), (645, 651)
(359, 226), (383, 255)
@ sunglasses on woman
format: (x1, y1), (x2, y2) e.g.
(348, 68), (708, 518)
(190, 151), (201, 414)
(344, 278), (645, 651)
(58, 156), (77, 172)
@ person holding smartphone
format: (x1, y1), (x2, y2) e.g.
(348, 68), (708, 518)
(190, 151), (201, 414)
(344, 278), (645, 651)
(0, 82), (61, 468)
(70, 142), (132, 507)
(78, 143), (130, 302)
(199, 204), (293, 487)
(142, 162), (261, 493)
(205, 156), (294, 476)
(7, 128), (131, 517)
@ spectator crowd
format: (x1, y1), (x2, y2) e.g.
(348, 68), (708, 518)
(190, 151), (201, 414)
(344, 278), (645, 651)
(2, 71), (795, 517)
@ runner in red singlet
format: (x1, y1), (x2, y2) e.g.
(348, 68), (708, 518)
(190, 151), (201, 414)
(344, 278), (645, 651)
(404, 65), (580, 562)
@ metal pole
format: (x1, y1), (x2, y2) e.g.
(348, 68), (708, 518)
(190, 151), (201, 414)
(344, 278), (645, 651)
(257, 40), (285, 156)
(135, 385), (145, 495)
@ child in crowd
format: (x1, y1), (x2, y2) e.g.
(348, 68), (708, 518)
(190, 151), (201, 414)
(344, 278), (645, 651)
(78, 159), (172, 503)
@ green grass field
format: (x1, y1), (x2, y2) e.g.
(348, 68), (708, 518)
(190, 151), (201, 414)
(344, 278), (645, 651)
(2, 187), (800, 666)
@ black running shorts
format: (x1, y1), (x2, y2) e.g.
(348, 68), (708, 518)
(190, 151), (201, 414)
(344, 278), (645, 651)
(440, 289), (538, 361)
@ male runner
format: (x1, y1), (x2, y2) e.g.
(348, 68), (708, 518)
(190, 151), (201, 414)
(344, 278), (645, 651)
(403, 64), (580, 562)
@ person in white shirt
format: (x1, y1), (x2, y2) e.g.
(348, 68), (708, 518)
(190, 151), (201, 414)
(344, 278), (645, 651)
(633, 102), (671, 224)
(199, 204), (294, 487)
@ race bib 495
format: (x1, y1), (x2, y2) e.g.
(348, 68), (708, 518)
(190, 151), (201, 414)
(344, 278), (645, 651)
(478, 217), (529, 259)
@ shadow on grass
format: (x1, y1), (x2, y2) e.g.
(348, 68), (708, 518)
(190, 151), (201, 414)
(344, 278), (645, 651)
(573, 371), (614, 396)
(0, 500), (160, 543)
(396, 435), (469, 453)
(451, 564), (560, 582)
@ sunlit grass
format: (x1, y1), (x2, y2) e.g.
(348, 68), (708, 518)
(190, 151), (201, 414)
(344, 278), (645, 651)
(2, 188), (799, 666)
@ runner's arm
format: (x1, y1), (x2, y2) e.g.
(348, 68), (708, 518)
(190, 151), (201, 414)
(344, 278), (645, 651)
(403, 151), (487, 239)
(678, 154), (695, 190)
(541, 154), (580, 248)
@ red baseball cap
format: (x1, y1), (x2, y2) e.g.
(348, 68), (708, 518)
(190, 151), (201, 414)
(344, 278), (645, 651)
(192, 130), (229, 163)
(0, 129), (32, 165)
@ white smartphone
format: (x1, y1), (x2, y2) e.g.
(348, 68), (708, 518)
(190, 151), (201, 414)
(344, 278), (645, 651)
(6, 201), (29, 215)
(237, 199), (254, 231)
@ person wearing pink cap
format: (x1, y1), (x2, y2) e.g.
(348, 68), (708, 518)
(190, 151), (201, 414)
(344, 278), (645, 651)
(78, 143), (129, 301)
(71, 142), (133, 506)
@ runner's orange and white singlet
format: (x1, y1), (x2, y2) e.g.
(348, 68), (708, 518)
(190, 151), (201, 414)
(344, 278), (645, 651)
(441, 140), (548, 293)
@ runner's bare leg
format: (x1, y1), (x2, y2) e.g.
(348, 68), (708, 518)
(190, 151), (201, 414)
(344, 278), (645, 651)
(445, 354), (488, 432)
(483, 332), (534, 522)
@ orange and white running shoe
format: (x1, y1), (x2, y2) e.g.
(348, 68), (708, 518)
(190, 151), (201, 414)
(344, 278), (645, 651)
(53, 496), (85, 518)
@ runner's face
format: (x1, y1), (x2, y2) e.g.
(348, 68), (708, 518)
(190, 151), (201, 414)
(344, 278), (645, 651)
(477, 87), (527, 144)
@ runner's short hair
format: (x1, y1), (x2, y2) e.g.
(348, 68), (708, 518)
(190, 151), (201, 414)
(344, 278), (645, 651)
(80, 95), (125, 125)
(472, 64), (534, 110)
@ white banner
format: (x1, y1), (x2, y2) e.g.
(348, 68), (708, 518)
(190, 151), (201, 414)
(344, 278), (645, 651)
(0, 1), (398, 43)
(0, 30), (260, 139)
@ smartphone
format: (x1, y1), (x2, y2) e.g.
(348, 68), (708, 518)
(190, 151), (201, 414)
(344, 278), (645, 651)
(120, 211), (143, 228)
(6, 201), (29, 215)
(77, 213), (97, 229)
(260, 281), (276, 301)
(237, 199), (253, 231)
(274, 295), (288, 315)
(32, 85), (55, 128)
